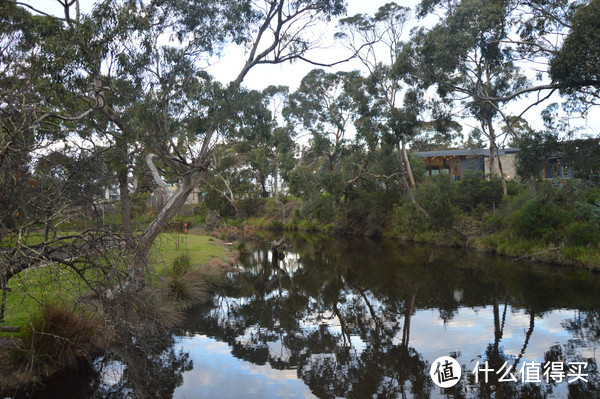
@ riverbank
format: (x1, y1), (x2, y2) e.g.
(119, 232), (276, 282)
(233, 216), (599, 269)
(214, 180), (600, 269)
(0, 234), (237, 395)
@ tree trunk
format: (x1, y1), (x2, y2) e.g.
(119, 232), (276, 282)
(495, 147), (508, 196)
(398, 140), (429, 218)
(127, 170), (205, 288)
(486, 114), (498, 176)
(402, 140), (416, 188)
(402, 291), (416, 347)
(118, 167), (134, 242)
(273, 164), (278, 200)
(486, 118), (507, 195)
(260, 174), (268, 197)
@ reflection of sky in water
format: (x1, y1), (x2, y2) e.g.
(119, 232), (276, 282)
(174, 305), (597, 398)
(173, 335), (316, 399)
(170, 241), (600, 398)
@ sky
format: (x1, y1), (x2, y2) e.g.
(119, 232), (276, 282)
(31, 0), (600, 142)
(203, 0), (429, 91)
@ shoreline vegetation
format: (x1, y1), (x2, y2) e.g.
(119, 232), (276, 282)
(0, 234), (237, 395)
(202, 176), (599, 270)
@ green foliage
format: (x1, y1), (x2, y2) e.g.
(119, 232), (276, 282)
(408, 153), (427, 184)
(516, 198), (568, 239)
(287, 165), (320, 198)
(516, 131), (559, 180)
(456, 171), (503, 212)
(166, 268), (210, 311)
(390, 203), (429, 235)
(550, 0), (600, 102)
(562, 138), (600, 183)
(202, 188), (237, 218)
(340, 187), (391, 237)
(564, 222), (599, 247)
(172, 254), (193, 276)
(237, 198), (264, 219)
(416, 176), (457, 230)
(297, 194), (336, 224)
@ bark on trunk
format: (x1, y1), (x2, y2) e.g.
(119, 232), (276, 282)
(495, 147), (508, 196)
(486, 118), (507, 196)
(402, 141), (416, 188)
(398, 141), (429, 218)
(273, 165), (278, 200)
(127, 170), (206, 288)
(118, 167), (134, 242)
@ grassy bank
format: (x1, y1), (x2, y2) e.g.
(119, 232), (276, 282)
(1, 233), (231, 334)
(216, 178), (600, 269)
(0, 233), (235, 393)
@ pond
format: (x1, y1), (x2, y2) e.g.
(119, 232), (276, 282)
(15, 235), (600, 398)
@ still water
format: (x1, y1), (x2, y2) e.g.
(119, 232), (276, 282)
(24, 235), (600, 398)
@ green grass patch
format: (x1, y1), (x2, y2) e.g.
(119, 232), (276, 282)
(1, 233), (226, 335)
(2, 264), (86, 333)
(149, 233), (227, 275)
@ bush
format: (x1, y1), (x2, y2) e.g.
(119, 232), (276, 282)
(391, 203), (429, 235)
(416, 176), (457, 230)
(514, 197), (570, 243)
(456, 171), (503, 213)
(297, 194), (336, 223)
(166, 269), (211, 311)
(564, 222), (600, 247)
(237, 197), (264, 219)
(16, 303), (105, 371)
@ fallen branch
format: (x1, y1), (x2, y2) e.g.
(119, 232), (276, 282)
(518, 247), (559, 260)
(0, 326), (20, 333)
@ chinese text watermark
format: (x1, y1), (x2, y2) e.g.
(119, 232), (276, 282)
(430, 357), (590, 387)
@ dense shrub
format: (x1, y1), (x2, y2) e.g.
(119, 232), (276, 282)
(391, 202), (428, 235)
(564, 222), (600, 247)
(416, 176), (457, 230)
(456, 171), (503, 213)
(297, 194), (336, 223)
(515, 198), (568, 239)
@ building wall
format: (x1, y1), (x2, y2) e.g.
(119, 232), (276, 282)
(484, 153), (517, 179)
(501, 153), (517, 180)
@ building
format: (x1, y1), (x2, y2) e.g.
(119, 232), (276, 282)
(418, 148), (519, 180)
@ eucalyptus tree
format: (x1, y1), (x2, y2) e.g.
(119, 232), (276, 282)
(230, 86), (295, 200)
(286, 69), (373, 204)
(286, 69), (358, 172)
(413, 0), (600, 194)
(336, 3), (418, 185)
(202, 87), (278, 211)
(0, 1), (115, 321)
(104, 0), (348, 286)
(411, 0), (529, 195)
(335, 4), (439, 218)
(550, 0), (600, 111)
(2, 0), (348, 292)
(262, 85), (296, 199)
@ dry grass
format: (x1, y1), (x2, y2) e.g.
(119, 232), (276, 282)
(165, 269), (211, 311)
(14, 303), (106, 373)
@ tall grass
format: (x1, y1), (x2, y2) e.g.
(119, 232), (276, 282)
(14, 303), (107, 372)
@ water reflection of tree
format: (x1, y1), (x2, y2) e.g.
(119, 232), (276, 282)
(560, 310), (600, 398)
(186, 237), (600, 399)
(21, 334), (193, 399)
(93, 336), (193, 399)
(186, 239), (437, 398)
